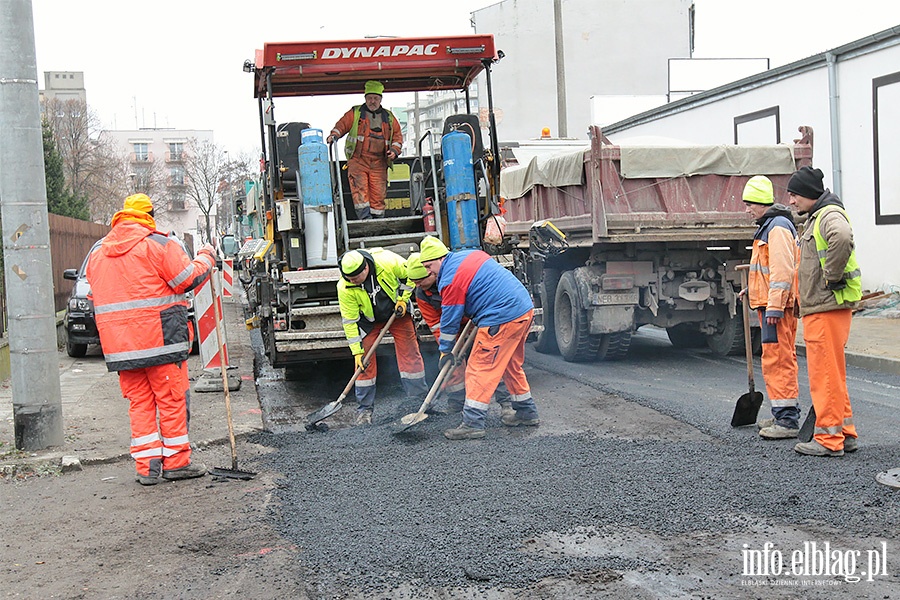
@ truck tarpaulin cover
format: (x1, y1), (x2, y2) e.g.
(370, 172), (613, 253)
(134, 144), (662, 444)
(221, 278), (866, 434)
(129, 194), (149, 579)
(618, 145), (797, 179)
(501, 149), (587, 200)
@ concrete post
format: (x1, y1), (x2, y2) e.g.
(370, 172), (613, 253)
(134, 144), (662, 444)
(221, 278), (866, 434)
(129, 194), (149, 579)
(0, 0), (64, 449)
(553, 0), (568, 138)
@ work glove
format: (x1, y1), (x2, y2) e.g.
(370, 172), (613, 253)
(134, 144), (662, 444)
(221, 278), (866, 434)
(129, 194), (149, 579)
(394, 300), (408, 318)
(354, 354), (367, 372)
(439, 352), (456, 371)
(826, 279), (847, 291)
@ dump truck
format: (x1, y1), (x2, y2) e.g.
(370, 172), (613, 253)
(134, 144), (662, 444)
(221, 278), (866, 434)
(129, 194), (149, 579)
(501, 125), (813, 362)
(241, 35), (506, 368)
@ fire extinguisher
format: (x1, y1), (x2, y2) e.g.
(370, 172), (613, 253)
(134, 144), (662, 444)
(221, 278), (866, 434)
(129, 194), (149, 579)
(423, 197), (436, 232)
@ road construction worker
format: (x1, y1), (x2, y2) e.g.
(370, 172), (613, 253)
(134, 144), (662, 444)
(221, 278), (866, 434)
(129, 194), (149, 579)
(741, 176), (802, 440)
(405, 252), (513, 416)
(787, 166), (861, 457)
(86, 194), (216, 485)
(419, 236), (540, 440)
(326, 80), (402, 220)
(338, 248), (428, 424)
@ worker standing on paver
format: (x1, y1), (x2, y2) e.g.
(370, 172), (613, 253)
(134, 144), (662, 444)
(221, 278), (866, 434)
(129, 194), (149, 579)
(86, 194), (216, 485)
(405, 252), (514, 416)
(741, 176), (802, 439)
(326, 80), (402, 219)
(338, 248), (428, 425)
(418, 237), (539, 440)
(788, 166), (861, 457)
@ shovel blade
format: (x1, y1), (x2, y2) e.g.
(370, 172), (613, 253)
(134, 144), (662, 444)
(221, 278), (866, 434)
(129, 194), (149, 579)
(209, 467), (256, 480)
(731, 391), (764, 427)
(798, 406), (816, 443)
(392, 411), (428, 434)
(306, 400), (341, 425)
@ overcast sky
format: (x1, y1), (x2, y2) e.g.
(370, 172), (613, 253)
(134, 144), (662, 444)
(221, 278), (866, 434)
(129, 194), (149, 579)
(30, 0), (900, 156)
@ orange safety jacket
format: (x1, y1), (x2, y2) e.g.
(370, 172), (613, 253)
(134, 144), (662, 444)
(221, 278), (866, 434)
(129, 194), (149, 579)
(331, 105), (403, 159)
(748, 205), (799, 318)
(86, 209), (215, 372)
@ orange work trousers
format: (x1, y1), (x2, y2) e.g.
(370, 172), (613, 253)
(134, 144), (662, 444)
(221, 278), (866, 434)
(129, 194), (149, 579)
(803, 309), (857, 451)
(465, 311), (533, 407)
(119, 361), (192, 477)
(758, 309), (800, 421)
(347, 153), (388, 217)
(355, 314), (427, 409)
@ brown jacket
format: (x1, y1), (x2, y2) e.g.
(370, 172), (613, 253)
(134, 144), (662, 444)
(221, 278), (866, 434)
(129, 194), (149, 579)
(797, 194), (858, 317)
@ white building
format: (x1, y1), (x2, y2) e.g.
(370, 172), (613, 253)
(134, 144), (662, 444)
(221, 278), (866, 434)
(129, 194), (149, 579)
(601, 25), (900, 290)
(102, 128), (213, 240)
(471, 0), (694, 141)
(39, 71), (86, 104)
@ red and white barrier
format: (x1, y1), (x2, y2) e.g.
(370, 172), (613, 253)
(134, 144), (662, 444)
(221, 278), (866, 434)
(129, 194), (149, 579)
(194, 275), (229, 371)
(221, 258), (234, 299)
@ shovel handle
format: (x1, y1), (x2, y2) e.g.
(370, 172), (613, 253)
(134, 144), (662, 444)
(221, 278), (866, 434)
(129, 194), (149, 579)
(737, 265), (756, 392)
(338, 310), (399, 399)
(413, 320), (477, 416)
(209, 266), (238, 471)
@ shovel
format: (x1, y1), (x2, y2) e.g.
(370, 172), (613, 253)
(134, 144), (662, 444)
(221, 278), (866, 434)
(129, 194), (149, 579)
(731, 266), (764, 427)
(305, 311), (398, 427)
(395, 321), (477, 433)
(798, 406), (816, 443)
(206, 267), (257, 480)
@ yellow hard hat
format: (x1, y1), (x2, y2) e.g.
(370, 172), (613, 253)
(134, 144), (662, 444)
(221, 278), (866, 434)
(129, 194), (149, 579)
(123, 193), (154, 213)
(419, 236), (449, 263)
(405, 252), (429, 280)
(742, 176), (774, 205)
(340, 250), (367, 278)
(364, 80), (384, 96)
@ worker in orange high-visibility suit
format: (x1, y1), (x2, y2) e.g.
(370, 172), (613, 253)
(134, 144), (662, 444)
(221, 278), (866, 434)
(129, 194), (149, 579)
(327, 80), (402, 219)
(788, 166), (861, 457)
(741, 176), (802, 440)
(86, 194), (217, 485)
(405, 252), (514, 416)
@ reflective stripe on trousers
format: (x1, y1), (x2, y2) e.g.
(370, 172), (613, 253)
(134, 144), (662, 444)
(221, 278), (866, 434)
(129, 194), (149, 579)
(803, 310), (857, 451)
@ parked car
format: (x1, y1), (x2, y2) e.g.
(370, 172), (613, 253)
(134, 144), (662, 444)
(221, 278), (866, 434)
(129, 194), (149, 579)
(63, 249), (200, 359)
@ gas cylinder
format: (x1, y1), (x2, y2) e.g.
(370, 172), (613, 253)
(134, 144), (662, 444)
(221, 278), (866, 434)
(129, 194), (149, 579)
(297, 128), (337, 267)
(441, 129), (479, 250)
(423, 197), (436, 232)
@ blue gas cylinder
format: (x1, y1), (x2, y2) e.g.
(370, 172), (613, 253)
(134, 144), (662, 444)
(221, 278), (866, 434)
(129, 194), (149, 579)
(441, 129), (479, 250)
(298, 128), (330, 207)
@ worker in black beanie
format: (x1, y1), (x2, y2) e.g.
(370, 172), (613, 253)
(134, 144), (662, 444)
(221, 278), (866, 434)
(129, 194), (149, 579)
(787, 166), (862, 457)
(786, 166), (826, 210)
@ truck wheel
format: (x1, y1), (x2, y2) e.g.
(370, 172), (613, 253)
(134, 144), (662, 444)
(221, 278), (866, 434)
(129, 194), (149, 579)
(533, 268), (561, 354)
(706, 312), (745, 356)
(66, 340), (88, 358)
(597, 331), (632, 361)
(666, 323), (707, 349)
(554, 271), (601, 362)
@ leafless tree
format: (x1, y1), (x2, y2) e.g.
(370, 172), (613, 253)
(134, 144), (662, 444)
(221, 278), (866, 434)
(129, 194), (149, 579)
(216, 151), (256, 236)
(183, 138), (226, 243)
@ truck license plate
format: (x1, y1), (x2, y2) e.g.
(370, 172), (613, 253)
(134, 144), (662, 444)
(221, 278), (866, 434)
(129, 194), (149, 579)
(594, 291), (639, 305)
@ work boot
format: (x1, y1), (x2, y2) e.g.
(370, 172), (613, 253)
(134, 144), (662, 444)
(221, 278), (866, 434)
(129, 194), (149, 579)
(756, 417), (775, 430)
(793, 440), (844, 457)
(444, 422), (486, 440)
(843, 436), (859, 453)
(501, 411), (540, 427)
(499, 401), (516, 419)
(759, 424), (799, 439)
(135, 474), (161, 486)
(162, 462), (208, 480)
(355, 410), (373, 426)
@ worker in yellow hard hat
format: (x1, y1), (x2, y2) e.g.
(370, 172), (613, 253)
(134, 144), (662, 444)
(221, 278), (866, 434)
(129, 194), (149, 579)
(337, 247), (426, 424)
(326, 80), (402, 220)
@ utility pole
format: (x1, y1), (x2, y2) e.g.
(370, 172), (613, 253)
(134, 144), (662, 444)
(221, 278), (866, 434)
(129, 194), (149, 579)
(0, 0), (64, 449)
(553, 0), (568, 138)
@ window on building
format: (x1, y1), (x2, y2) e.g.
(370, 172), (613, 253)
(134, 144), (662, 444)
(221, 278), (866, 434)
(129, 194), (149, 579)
(170, 192), (186, 211)
(170, 165), (184, 186)
(133, 143), (149, 162)
(874, 71), (900, 225)
(168, 142), (183, 161)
